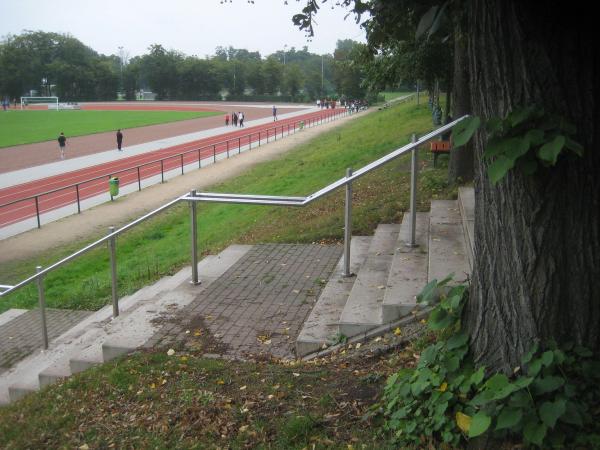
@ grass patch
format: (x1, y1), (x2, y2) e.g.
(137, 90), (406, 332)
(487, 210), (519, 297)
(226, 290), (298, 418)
(0, 110), (220, 148)
(381, 91), (413, 101)
(0, 97), (456, 313)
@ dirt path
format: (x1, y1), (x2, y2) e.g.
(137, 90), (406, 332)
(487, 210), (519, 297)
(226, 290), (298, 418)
(0, 111), (367, 266)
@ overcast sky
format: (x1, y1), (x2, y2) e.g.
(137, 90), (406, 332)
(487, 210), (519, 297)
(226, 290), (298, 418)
(0, 0), (367, 59)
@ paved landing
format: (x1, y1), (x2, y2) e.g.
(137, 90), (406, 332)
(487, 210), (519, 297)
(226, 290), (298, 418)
(0, 308), (93, 371)
(146, 243), (342, 359)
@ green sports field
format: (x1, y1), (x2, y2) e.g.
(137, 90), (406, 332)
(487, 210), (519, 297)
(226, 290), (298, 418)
(0, 110), (221, 148)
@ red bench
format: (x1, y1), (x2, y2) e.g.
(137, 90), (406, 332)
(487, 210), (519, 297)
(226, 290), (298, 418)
(430, 140), (451, 167)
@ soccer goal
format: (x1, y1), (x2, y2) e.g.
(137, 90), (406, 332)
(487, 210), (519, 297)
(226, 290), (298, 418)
(20, 96), (59, 110)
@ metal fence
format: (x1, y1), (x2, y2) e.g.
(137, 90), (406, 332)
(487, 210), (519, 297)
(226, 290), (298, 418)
(0, 109), (347, 231)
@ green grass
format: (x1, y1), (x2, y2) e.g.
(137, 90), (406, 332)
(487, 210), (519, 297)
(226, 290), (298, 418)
(381, 91), (413, 101)
(0, 97), (456, 313)
(0, 110), (220, 148)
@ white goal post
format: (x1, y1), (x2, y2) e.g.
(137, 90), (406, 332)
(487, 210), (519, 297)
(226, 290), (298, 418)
(20, 96), (59, 110)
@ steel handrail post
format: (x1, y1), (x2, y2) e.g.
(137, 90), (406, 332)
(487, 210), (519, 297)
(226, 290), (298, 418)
(36, 266), (49, 349)
(181, 154), (184, 175)
(76, 184), (81, 213)
(160, 160), (165, 183)
(343, 168), (353, 277)
(238, 137), (241, 154)
(109, 175), (113, 201)
(258, 131), (261, 147)
(35, 196), (41, 228)
(213, 144), (216, 163)
(108, 226), (119, 317)
(189, 189), (200, 285)
(137, 167), (141, 191)
(408, 133), (419, 247)
(227, 140), (230, 156)
(198, 149), (201, 168)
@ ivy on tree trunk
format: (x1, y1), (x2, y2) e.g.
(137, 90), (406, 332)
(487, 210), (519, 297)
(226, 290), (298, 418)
(464, 0), (600, 373)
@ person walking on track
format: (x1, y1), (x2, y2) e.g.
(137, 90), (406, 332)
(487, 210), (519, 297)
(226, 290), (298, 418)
(116, 129), (123, 151)
(58, 132), (67, 159)
(225, 114), (229, 126)
(272, 105), (277, 121)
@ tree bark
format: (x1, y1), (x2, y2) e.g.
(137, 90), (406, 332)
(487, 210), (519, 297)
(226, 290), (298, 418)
(448, 21), (474, 183)
(465, 0), (600, 373)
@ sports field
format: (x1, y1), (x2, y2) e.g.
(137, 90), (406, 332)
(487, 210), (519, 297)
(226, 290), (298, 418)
(0, 109), (221, 148)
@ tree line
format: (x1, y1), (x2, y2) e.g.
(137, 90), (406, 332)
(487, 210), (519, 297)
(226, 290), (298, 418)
(0, 31), (376, 102)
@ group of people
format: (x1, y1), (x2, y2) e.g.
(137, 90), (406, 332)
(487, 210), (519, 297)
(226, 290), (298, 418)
(56, 129), (124, 160)
(316, 99), (337, 109)
(345, 99), (367, 113)
(225, 111), (245, 127)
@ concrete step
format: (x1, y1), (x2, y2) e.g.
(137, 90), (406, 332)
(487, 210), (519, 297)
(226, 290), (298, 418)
(35, 268), (200, 389)
(428, 200), (469, 284)
(381, 212), (430, 322)
(1, 245), (252, 404)
(0, 309), (28, 327)
(295, 236), (372, 357)
(338, 224), (400, 338)
(458, 187), (474, 271)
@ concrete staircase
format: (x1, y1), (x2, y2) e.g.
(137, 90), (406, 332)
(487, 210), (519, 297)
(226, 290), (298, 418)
(0, 188), (476, 403)
(0, 244), (251, 405)
(296, 189), (474, 357)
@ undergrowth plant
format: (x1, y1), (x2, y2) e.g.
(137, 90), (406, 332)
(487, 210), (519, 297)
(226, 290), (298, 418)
(383, 276), (600, 448)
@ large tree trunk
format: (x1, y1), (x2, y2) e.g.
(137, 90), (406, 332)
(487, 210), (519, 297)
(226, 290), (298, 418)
(448, 18), (474, 183)
(465, 0), (600, 373)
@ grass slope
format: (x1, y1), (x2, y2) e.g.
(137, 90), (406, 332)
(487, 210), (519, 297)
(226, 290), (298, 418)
(0, 110), (220, 148)
(0, 98), (455, 314)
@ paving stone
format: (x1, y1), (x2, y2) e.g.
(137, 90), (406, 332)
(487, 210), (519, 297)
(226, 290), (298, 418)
(148, 243), (342, 359)
(0, 308), (93, 369)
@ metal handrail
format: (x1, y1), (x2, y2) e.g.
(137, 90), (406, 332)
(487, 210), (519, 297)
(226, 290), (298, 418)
(0, 109), (467, 352)
(0, 108), (346, 228)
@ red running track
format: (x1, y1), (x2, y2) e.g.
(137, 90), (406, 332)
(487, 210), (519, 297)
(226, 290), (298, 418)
(0, 109), (346, 228)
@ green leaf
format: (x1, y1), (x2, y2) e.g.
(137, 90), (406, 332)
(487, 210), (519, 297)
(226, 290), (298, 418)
(496, 407), (523, 431)
(540, 350), (554, 367)
(447, 332), (469, 350)
(527, 358), (543, 377)
(468, 412), (491, 437)
(564, 136), (584, 156)
(525, 129), (545, 146)
(513, 376), (534, 389)
(504, 137), (531, 160)
(507, 105), (539, 127)
(561, 401), (584, 426)
(522, 343), (539, 364)
(428, 308), (454, 331)
(416, 6), (440, 39)
(427, 1), (448, 38)
(417, 279), (439, 305)
(517, 158), (538, 175)
(532, 375), (565, 395)
(488, 155), (515, 185)
(470, 366), (485, 385)
(524, 420), (547, 447)
(420, 345), (438, 366)
(538, 135), (566, 165)
(539, 399), (566, 428)
(485, 117), (503, 134)
(453, 116), (481, 147)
